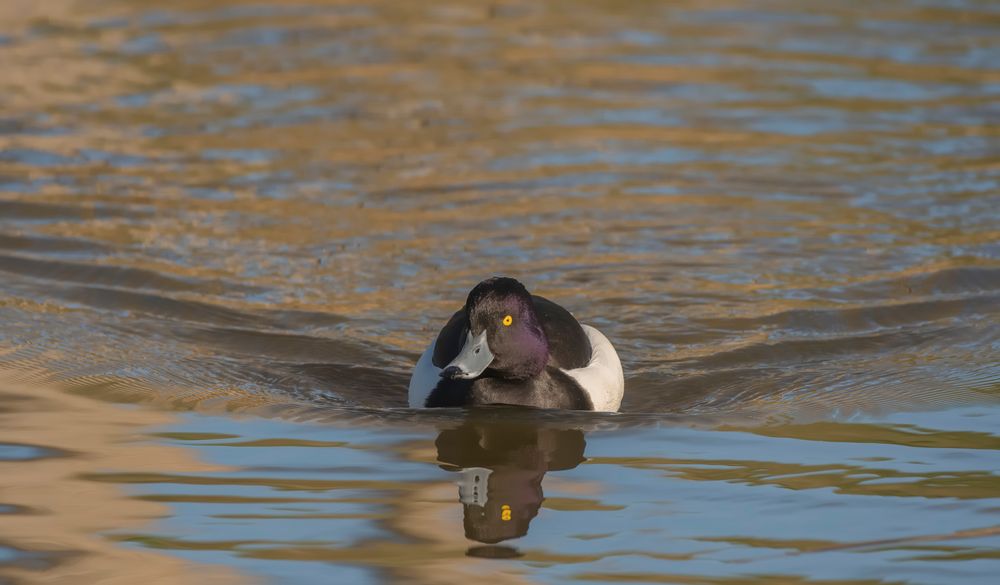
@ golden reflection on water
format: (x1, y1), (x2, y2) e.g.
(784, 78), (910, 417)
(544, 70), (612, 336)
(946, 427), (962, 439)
(51, 404), (997, 585)
(2, 365), (999, 582)
(0, 373), (241, 584)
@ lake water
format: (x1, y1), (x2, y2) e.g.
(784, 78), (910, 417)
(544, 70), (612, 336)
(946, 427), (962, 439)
(1, 0), (998, 583)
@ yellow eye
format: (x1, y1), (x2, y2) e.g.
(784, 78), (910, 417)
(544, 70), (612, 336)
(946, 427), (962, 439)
(502, 315), (513, 326)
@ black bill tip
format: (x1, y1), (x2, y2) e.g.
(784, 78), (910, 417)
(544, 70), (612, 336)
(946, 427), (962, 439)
(440, 365), (464, 379)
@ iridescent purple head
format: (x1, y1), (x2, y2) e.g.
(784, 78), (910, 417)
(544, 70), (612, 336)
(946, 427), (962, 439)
(441, 277), (549, 381)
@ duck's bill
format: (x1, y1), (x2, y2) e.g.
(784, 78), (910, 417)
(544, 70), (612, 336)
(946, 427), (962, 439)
(441, 329), (494, 379)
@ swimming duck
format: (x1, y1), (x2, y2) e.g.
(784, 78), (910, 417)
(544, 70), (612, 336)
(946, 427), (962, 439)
(408, 277), (624, 411)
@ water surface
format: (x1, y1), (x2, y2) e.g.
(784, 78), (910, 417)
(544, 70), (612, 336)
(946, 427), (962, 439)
(0, 0), (998, 583)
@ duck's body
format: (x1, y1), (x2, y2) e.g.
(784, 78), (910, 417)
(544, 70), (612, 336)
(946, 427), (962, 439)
(408, 278), (624, 412)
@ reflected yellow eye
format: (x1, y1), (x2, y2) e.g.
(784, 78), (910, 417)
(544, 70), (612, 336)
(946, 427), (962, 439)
(501, 504), (511, 521)
(502, 315), (513, 326)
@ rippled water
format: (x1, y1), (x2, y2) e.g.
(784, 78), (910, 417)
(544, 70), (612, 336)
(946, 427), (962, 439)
(1, 0), (998, 583)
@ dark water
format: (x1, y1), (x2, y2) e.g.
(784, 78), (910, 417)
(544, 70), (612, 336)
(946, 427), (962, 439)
(1, 0), (998, 583)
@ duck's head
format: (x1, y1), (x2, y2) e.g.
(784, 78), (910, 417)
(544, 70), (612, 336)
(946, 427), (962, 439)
(441, 277), (549, 381)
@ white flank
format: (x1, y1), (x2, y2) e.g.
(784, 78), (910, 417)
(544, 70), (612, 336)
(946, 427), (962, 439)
(563, 324), (625, 412)
(407, 341), (440, 408)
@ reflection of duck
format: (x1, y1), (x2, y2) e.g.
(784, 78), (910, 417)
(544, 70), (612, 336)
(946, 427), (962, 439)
(409, 277), (624, 411)
(435, 416), (586, 545)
